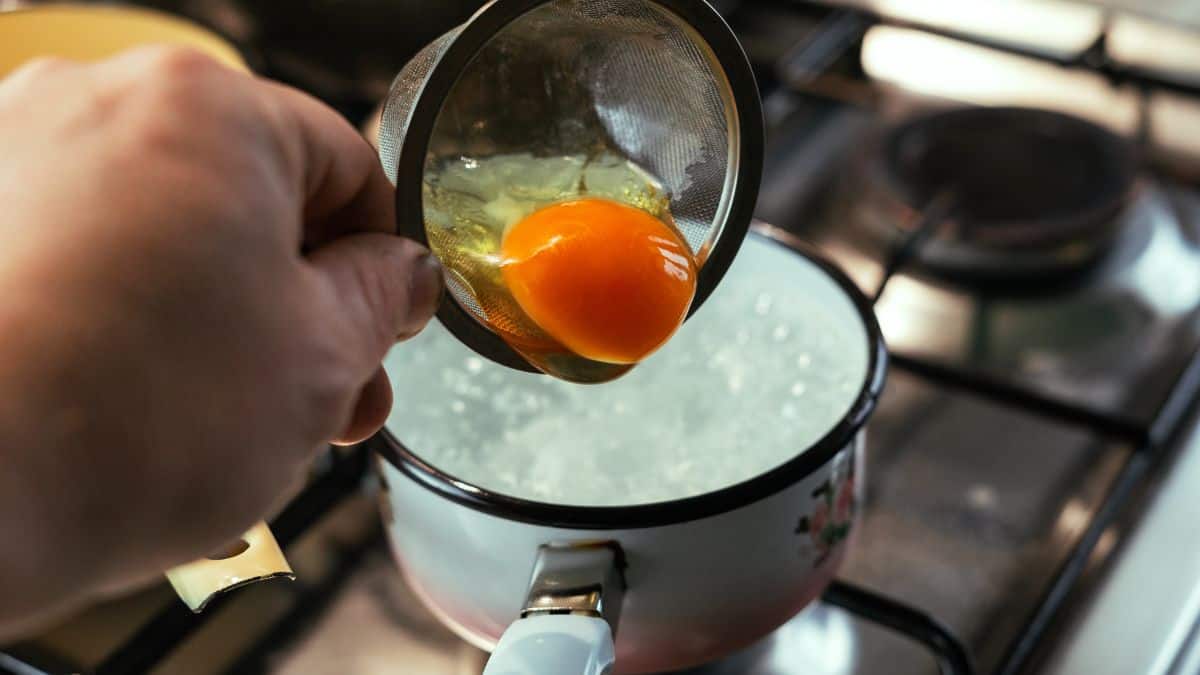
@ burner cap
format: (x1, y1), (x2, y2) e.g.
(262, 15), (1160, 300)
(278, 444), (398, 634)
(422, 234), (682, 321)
(885, 107), (1136, 249)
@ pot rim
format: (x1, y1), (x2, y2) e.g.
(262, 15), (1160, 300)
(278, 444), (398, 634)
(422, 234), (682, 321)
(370, 223), (888, 530)
(869, 106), (1138, 248)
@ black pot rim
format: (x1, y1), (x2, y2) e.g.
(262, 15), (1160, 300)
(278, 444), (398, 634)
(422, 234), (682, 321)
(370, 224), (888, 530)
(391, 0), (764, 373)
(875, 105), (1138, 247)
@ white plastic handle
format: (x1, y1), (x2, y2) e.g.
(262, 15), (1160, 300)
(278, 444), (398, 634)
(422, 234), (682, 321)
(482, 614), (615, 675)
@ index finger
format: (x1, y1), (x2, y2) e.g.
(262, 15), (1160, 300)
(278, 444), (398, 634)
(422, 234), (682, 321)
(256, 79), (397, 249)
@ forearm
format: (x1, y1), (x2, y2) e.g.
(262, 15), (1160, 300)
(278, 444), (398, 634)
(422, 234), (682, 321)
(0, 286), (196, 639)
(0, 439), (91, 640)
(0, 292), (124, 638)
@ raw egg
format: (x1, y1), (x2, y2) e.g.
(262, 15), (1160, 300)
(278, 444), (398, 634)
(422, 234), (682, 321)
(500, 198), (697, 365)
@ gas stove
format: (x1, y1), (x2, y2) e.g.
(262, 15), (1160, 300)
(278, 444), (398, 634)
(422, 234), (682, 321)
(4, 2), (1200, 675)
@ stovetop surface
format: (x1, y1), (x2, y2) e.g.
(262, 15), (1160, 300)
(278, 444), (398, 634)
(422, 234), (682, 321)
(6, 2), (1200, 675)
(796, 152), (1200, 435)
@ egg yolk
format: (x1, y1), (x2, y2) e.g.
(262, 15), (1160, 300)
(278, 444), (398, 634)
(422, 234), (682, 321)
(500, 198), (697, 365)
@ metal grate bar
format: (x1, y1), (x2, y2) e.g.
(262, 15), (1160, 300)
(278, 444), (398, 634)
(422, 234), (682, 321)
(870, 191), (959, 303)
(222, 531), (380, 675)
(1149, 344), (1200, 447)
(806, 5), (1200, 100)
(993, 450), (1151, 675)
(823, 581), (976, 675)
(887, 353), (1149, 444)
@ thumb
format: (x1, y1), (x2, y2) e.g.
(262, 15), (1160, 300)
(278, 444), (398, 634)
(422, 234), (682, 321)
(307, 233), (443, 367)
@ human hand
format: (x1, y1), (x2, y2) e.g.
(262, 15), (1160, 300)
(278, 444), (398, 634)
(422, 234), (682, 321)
(0, 47), (440, 637)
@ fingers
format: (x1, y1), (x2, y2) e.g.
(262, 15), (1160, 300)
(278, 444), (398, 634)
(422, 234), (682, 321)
(264, 82), (441, 445)
(308, 232), (442, 368)
(332, 367), (393, 445)
(254, 79), (396, 248)
(308, 234), (440, 444)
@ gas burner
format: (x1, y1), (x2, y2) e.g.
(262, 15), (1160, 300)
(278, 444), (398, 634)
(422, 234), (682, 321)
(847, 106), (1140, 286)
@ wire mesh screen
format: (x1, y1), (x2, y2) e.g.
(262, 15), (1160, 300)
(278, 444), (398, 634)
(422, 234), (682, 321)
(377, 0), (738, 334)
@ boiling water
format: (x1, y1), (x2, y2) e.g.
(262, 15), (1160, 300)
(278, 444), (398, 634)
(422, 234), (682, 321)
(423, 151), (683, 382)
(384, 235), (869, 506)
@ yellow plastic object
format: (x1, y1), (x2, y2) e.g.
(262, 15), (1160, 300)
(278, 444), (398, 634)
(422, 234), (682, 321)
(166, 522), (294, 612)
(0, 4), (246, 77)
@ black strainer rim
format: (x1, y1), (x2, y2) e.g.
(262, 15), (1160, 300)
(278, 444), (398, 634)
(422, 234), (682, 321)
(392, 0), (764, 373)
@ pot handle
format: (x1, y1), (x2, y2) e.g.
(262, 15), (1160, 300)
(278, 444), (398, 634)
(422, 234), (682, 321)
(482, 614), (615, 675)
(165, 521), (293, 611)
(483, 543), (625, 675)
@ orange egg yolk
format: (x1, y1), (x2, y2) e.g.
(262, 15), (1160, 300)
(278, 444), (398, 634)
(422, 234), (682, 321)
(500, 198), (697, 365)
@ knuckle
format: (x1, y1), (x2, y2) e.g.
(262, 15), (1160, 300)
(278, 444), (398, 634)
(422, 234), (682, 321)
(301, 340), (362, 439)
(355, 245), (411, 342)
(131, 46), (224, 111)
(119, 48), (250, 162)
(2, 57), (73, 91)
(122, 99), (192, 157)
(15, 56), (71, 78)
(138, 44), (220, 79)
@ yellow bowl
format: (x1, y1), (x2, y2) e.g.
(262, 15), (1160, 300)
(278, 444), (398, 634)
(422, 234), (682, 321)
(0, 3), (247, 77)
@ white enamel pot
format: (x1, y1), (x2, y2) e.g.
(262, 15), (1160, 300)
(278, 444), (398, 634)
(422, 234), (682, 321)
(369, 225), (887, 674)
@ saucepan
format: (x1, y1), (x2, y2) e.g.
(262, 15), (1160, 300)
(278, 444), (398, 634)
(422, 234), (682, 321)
(842, 106), (1139, 287)
(369, 224), (887, 674)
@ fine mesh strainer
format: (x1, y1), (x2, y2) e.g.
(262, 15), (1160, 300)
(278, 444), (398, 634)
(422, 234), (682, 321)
(378, 0), (762, 373)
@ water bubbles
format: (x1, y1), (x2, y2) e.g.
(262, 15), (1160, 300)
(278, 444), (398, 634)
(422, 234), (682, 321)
(664, 459), (694, 482)
(727, 372), (744, 394)
(383, 237), (869, 507)
(490, 386), (524, 414)
(966, 484), (998, 510)
(754, 293), (773, 316)
(523, 393), (540, 411)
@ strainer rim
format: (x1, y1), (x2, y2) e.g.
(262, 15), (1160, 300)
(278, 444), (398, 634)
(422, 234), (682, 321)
(392, 0), (764, 373)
